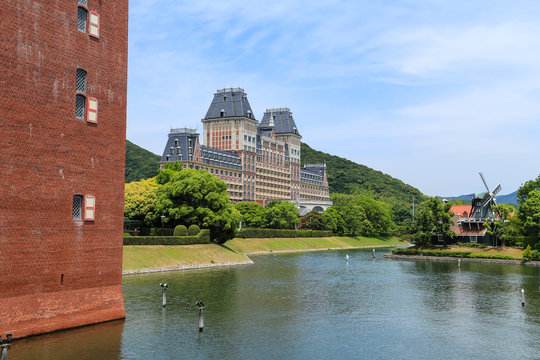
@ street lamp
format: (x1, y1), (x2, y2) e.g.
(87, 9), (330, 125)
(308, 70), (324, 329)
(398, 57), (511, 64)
(161, 215), (165, 236)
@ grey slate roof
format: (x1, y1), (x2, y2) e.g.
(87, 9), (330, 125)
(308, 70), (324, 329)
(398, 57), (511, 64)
(161, 128), (199, 163)
(301, 164), (326, 185)
(260, 108), (301, 136)
(204, 88), (256, 120)
(161, 128), (241, 171)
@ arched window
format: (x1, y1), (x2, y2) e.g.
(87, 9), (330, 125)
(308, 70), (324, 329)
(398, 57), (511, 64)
(75, 68), (86, 120)
(220, 109), (225, 117)
(77, 6), (87, 33)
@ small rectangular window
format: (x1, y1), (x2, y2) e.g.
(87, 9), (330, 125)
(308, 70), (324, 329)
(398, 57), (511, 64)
(87, 97), (98, 123)
(76, 94), (86, 119)
(76, 69), (87, 94)
(89, 11), (100, 38)
(78, 7), (87, 32)
(84, 195), (95, 221)
(73, 195), (83, 220)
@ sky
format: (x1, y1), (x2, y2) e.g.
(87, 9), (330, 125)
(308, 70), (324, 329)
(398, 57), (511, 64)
(127, 0), (540, 197)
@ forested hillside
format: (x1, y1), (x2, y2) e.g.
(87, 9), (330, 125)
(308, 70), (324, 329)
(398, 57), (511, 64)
(300, 143), (424, 204)
(125, 140), (161, 183)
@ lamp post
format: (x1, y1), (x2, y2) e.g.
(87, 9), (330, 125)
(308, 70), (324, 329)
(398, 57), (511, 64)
(161, 215), (165, 236)
(1, 334), (12, 360)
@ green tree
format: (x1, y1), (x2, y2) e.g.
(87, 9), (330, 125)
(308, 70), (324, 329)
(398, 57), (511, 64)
(484, 204), (513, 247)
(265, 201), (299, 229)
(235, 202), (267, 228)
(322, 207), (345, 233)
(155, 166), (240, 243)
(341, 203), (370, 236)
(124, 177), (159, 226)
(518, 189), (540, 241)
(517, 174), (540, 205)
(410, 197), (454, 247)
(300, 210), (325, 230)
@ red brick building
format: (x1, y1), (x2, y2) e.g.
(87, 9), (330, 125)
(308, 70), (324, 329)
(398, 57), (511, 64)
(0, 0), (128, 339)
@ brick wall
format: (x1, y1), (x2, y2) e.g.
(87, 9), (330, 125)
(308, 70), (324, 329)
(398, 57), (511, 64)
(0, 0), (128, 339)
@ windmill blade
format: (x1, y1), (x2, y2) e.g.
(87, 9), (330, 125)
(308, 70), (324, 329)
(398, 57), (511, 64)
(479, 172), (490, 193)
(492, 184), (502, 197)
(483, 195), (494, 208)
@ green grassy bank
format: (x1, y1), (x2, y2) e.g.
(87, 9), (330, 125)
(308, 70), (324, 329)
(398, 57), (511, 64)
(123, 236), (405, 274)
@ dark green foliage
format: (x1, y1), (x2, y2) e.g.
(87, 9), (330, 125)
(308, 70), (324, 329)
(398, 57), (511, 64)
(235, 202), (267, 228)
(410, 197), (454, 247)
(138, 227), (174, 236)
(333, 194), (395, 236)
(174, 225), (188, 236)
(156, 165), (240, 244)
(188, 224), (200, 236)
(300, 211), (326, 230)
(125, 140), (161, 183)
(236, 228), (332, 238)
(300, 143), (425, 204)
(123, 229), (211, 245)
(517, 174), (540, 205)
(265, 201), (300, 229)
(392, 248), (515, 260)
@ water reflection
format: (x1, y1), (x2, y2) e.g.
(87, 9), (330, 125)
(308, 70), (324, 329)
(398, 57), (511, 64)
(10, 320), (124, 360)
(8, 250), (540, 360)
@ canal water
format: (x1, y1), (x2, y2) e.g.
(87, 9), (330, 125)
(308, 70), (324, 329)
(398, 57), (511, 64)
(9, 248), (540, 359)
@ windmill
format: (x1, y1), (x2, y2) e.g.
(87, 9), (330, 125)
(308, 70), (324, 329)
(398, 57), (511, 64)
(469, 172), (502, 220)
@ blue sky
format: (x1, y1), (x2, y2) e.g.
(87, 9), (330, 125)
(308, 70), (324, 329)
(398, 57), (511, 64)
(127, 0), (540, 196)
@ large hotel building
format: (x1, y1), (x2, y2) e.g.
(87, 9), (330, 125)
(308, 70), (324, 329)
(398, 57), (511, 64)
(160, 88), (331, 207)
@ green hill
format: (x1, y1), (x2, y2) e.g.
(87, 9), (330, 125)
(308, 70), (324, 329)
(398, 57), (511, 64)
(301, 143), (424, 204)
(125, 140), (161, 183)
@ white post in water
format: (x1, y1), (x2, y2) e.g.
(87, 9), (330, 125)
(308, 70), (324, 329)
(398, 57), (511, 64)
(372, 249), (376, 259)
(196, 301), (205, 332)
(160, 283), (168, 307)
(458, 259), (461, 267)
(521, 289), (525, 307)
(345, 254), (349, 262)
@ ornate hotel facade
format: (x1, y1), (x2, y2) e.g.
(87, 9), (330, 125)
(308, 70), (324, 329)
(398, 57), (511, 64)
(160, 88), (331, 208)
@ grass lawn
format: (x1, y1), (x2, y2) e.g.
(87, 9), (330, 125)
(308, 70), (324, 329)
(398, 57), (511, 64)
(224, 236), (405, 254)
(123, 244), (250, 271)
(445, 246), (523, 259)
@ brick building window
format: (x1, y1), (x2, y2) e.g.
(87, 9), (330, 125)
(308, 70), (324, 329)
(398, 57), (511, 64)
(73, 195), (83, 220)
(76, 69), (87, 94)
(75, 95), (86, 119)
(75, 68), (87, 120)
(78, 0), (88, 6)
(78, 7), (87, 33)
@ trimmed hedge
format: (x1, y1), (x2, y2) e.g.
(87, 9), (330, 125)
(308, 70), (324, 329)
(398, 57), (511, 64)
(392, 248), (516, 260)
(236, 228), (333, 238)
(188, 224), (200, 236)
(138, 227), (174, 236)
(174, 225), (188, 236)
(124, 229), (211, 245)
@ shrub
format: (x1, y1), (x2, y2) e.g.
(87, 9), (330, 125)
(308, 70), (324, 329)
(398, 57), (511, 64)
(531, 250), (540, 261)
(139, 227), (174, 236)
(523, 245), (533, 261)
(124, 229), (211, 245)
(391, 248), (516, 260)
(188, 224), (200, 236)
(516, 242), (523, 248)
(236, 228), (332, 238)
(174, 225), (188, 236)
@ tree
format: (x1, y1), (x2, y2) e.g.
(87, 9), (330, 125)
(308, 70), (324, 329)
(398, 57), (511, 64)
(322, 207), (345, 233)
(410, 197), (454, 247)
(484, 204), (513, 247)
(124, 177), (159, 226)
(265, 201), (299, 229)
(235, 202), (267, 228)
(341, 203), (371, 236)
(155, 166), (240, 243)
(518, 189), (540, 241)
(300, 210), (325, 230)
(517, 174), (540, 205)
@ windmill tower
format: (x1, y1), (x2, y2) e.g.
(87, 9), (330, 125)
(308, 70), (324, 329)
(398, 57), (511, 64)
(469, 172), (502, 221)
